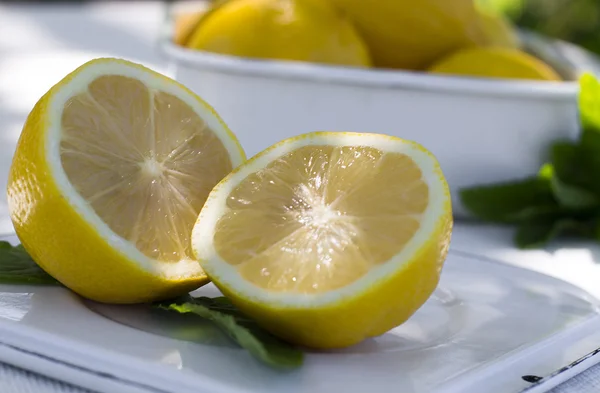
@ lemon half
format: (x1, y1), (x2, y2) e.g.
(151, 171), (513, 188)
(192, 132), (452, 348)
(8, 58), (245, 303)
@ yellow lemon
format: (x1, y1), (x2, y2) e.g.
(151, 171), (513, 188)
(7, 58), (245, 304)
(186, 0), (372, 67)
(171, 1), (218, 46)
(174, 10), (207, 46)
(429, 47), (561, 81)
(476, 7), (521, 49)
(192, 132), (453, 348)
(327, 0), (485, 70)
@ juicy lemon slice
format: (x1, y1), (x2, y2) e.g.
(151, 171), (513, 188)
(7, 58), (245, 303)
(192, 132), (452, 348)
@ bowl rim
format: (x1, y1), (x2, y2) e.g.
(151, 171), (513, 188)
(159, 38), (578, 101)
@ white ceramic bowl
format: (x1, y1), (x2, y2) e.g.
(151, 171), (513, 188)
(159, 25), (593, 216)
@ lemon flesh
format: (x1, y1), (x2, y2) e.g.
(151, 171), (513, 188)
(327, 0), (485, 70)
(429, 47), (561, 81)
(186, 0), (372, 67)
(8, 58), (245, 303)
(216, 145), (428, 293)
(193, 132), (452, 348)
(61, 75), (234, 262)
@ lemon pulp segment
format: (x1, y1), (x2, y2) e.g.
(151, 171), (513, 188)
(59, 75), (233, 263)
(213, 145), (428, 293)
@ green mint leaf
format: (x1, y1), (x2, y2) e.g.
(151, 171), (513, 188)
(550, 141), (588, 188)
(538, 163), (599, 209)
(505, 205), (569, 222)
(460, 177), (556, 223)
(593, 219), (600, 242)
(579, 73), (600, 134)
(514, 221), (555, 249)
(159, 297), (303, 369)
(550, 176), (599, 209)
(514, 219), (592, 249)
(576, 73), (600, 196)
(190, 296), (255, 322)
(0, 242), (60, 285)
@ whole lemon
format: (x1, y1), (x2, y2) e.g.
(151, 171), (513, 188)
(428, 47), (561, 81)
(327, 0), (485, 70)
(186, 0), (372, 67)
(476, 6), (521, 49)
(173, 10), (207, 46)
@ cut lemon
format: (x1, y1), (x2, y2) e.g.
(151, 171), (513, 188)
(7, 58), (245, 303)
(192, 132), (452, 348)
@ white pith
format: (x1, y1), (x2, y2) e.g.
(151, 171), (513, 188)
(192, 132), (449, 306)
(45, 59), (245, 279)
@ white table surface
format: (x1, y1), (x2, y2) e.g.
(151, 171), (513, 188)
(1, 2), (600, 392)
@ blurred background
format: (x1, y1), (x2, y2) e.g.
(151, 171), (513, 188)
(481, 0), (600, 57)
(3, 0), (600, 55)
(0, 0), (599, 235)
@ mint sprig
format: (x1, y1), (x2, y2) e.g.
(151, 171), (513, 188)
(156, 296), (304, 369)
(0, 241), (60, 285)
(461, 73), (600, 248)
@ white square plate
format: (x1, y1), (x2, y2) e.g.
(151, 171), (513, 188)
(1, 234), (600, 393)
